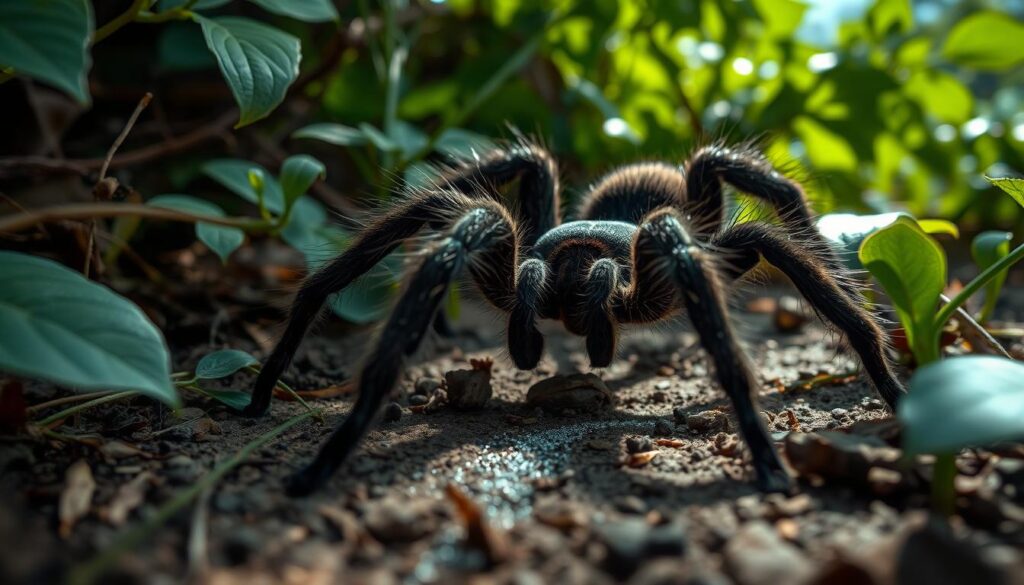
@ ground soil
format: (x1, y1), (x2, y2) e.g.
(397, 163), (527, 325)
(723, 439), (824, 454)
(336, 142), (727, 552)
(2, 282), (1024, 585)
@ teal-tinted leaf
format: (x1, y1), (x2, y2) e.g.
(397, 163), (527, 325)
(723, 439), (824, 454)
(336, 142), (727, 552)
(389, 120), (428, 159)
(987, 176), (1024, 208)
(247, 0), (338, 22)
(158, 22), (216, 71)
(201, 388), (252, 409)
(971, 231), (1013, 324)
(328, 254), (400, 324)
(292, 123), (368, 147)
(941, 11), (1024, 71)
(201, 159), (285, 215)
(279, 155), (326, 212)
(196, 16), (301, 127)
(0, 0), (93, 103)
(280, 196), (330, 257)
(901, 356), (1024, 455)
(859, 217), (946, 350)
(195, 349), (259, 379)
(0, 252), (177, 406)
(359, 122), (399, 152)
(148, 195), (245, 263)
(435, 128), (495, 158)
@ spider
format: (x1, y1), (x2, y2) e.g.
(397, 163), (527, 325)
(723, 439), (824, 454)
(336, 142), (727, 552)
(243, 140), (906, 496)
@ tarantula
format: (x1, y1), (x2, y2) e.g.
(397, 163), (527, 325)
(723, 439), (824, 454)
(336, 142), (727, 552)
(244, 141), (906, 496)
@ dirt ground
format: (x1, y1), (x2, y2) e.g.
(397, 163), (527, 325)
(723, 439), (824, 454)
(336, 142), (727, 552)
(3, 283), (1024, 585)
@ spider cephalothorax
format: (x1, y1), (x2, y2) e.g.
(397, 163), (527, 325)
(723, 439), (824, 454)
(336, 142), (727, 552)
(244, 140), (906, 496)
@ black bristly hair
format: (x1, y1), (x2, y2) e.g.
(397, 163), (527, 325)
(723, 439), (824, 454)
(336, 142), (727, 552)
(247, 138), (907, 496)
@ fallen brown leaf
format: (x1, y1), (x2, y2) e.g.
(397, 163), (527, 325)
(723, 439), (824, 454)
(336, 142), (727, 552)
(59, 460), (96, 538)
(655, 438), (685, 448)
(624, 451), (657, 468)
(445, 484), (509, 566)
(104, 471), (153, 526)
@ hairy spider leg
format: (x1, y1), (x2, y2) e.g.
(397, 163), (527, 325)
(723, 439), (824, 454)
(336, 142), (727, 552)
(623, 209), (793, 493)
(508, 258), (549, 369)
(714, 223), (906, 409)
(286, 205), (517, 496)
(583, 258), (620, 367)
(439, 143), (560, 246)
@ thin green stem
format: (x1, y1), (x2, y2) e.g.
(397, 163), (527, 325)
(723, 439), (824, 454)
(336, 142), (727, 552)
(92, 0), (150, 43)
(934, 242), (1024, 339)
(35, 391), (138, 427)
(68, 410), (318, 585)
(932, 453), (957, 517)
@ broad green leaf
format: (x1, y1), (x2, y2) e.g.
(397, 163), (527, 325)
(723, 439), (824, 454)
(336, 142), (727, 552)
(202, 159), (285, 215)
(941, 11), (1024, 71)
(148, 195), (245, 263)
(867, 0), (912, 38)
(200, 388), (252, 409)
(752, 0), (806, 38)
(916, 219), (959, 239)
(280, 196), (330, 256)
(817, 211), (909, 269)
(196, 16), (301, 127)
(901, 356), (1024, 456)
(195, 349), (259, 379)
(292, 123), (368, 147)
(279, 155), (326, 212)
(0, 0), (93, 103)
(158, 22), (216, 71)
(389, 120), (429, 159)
(359, 122), (399, 152)
(987, 176), (1024, 208)
(247, 0), (339, 22)
(971, 231), (1013, 324)
(903, 71), (972, 125)
(859, 217), (946, 351)
(793, 116), (857, 172)
(0, 252), (177, 406)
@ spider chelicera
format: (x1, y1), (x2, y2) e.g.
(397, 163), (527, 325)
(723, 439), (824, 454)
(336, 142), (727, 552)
(244, 139), (906, 496)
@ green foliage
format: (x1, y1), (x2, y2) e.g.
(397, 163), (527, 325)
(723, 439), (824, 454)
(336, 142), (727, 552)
(941, 11), (1024, 71)
(196, 16), (301, 128)
(279, 155), (327, 215)
(988, 176), (1024, 209)
(859, 217), (946, 363)
(147, 195), (245, 263)
(900, 356), (1024, 456)
(247, 0), (338, 23)
(971, 231), (1013, 324)
(0, 0), (93, 103)
(195, 349), (259, 379)
(0, 252), (178, 406)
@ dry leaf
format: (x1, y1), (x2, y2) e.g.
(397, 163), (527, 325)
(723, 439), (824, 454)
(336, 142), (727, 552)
(59, 460), (96, 538)
(655, 438), (685, 448)
(445, 484), (509, 566)
(105, 471), (153, 526)
(624, 451), (657, 468)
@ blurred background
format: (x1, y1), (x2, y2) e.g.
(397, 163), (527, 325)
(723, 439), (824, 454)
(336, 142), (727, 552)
(3, 0), (1024, 254)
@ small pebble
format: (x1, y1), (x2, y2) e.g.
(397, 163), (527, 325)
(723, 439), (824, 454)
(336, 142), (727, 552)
(831, 408), (849, 419)
(653, 419), (674, 436)
(382, 402), (402, 423)
(626, 436), (654, 454)
(408, 394), (429, 406)
(414, 377), (441, 395)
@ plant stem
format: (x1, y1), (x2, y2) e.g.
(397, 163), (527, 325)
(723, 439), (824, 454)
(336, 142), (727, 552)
(932, 453), (957, 517)
(26, 391), (117, 414)
(35, 391), (138, 427)
(68, 410), (318, 585)
(934, 242), (1024, 336)
(0, 202), (269, 235)
(92, 0), (150, 43)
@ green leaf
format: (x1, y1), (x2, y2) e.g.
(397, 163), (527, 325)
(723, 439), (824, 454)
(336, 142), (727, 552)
(901, 356), (1024, 456)
(389, 120), (429, 159)
(817, 211), (911, 269)
(280, 196), (330, 255)
(0, 0), (93, 103)
(147, 195), (245, 263)
(793, 116), (858, 172)
(359, 122), (399, 152)
(867, 0), (912, 38)
(0, 252), (177, 406)
(201, 159), (285, 215)
(903, 71), (973, 125)
(916, 219), (959, 239)
(279, 155), (326, 212)
(158, 22), (216, 71)
(987, 176), (1024, 208)
(328, 254), (401, 324)
(435, 128), (496, 158)
(971, 231), (1013, 324)
(941, 11), (1024, 71)
(247, 0), (338, 22)
(195, 349), (259, 379)
(859, 217), (946, 354)
(200, 388), (252, 409)
(196, 16), (301, 127)
(292, 123), (368, 147)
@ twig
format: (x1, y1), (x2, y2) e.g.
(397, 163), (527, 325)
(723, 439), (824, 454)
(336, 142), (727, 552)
(35, 391), (138, 427)
(26, 391), (118, 414)
(940, 293), (1012, 359)
(85, 92), (153, 277)
(0, 111), (237, 180)
(0, 202), (266, 235)
(68, 410), (318, 585)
